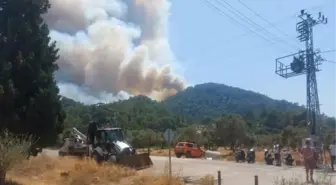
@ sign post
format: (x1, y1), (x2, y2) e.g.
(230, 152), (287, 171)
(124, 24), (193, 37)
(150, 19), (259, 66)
(163, 129), (174, 183)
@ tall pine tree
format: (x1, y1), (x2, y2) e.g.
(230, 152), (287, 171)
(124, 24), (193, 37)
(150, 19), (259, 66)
(0, 0), (65, 146)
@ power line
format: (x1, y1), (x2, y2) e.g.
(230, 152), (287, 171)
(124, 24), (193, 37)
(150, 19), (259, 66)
(215, 0), (284, 44)
(208, 0), (299, 52)
(216, 0), (300, 50)
(198, 1), (333, 47)
(200, 0), (326, 49)
(236, 0), (300, 49)
(320, 49), (336, 54)
(322, 59), (335, 64)
(200, 0), (296, 53)
(214, 12), (304, 46)
(216, 0), (278, 40)
(199, 0), (274, 45)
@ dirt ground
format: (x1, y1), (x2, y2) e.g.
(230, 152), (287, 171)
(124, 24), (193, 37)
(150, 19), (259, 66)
(7, 150), (333, 185)
(6, 155), (185, 185)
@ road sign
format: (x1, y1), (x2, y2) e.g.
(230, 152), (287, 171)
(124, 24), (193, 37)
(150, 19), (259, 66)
(163, 128), (174, 184)
(163, 129), (175, 143)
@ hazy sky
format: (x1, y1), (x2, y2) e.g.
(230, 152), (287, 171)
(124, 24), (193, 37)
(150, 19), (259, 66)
(168, 0), (335, 116)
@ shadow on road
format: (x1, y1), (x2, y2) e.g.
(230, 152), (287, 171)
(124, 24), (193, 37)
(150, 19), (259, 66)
(5, 180), (23, 185)
(315, 167), (336, 177)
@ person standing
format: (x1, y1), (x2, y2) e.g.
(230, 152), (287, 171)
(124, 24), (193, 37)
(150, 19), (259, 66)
(312, 141), (321, 169)
(301, 140), (317, 183)
(273, 141), (281, 166)
(329, 140), (336, 172)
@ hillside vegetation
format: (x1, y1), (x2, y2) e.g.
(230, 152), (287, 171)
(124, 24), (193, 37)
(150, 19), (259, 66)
(62, 83), (336, 149)
(163, 83), (305, 119)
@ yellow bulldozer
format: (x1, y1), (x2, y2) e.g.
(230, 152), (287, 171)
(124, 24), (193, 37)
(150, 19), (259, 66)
(59, 122), (153, 170)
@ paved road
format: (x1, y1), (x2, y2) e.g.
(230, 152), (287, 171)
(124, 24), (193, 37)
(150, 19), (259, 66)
(43, 149), (335, 185)
(148, 156), (336, 185)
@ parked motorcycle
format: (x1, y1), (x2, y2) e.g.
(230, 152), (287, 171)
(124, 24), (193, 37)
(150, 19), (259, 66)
(247, 148), (256, 163)
(283, 150), (294, 166)
(264, 149), (274, 165)
(235, 149), (246, 163)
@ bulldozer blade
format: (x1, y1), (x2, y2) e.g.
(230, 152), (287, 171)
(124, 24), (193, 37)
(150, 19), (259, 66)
(118, 153), (153, 170)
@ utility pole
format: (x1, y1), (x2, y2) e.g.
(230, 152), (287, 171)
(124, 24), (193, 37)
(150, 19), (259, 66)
(275, 10), (327, 149)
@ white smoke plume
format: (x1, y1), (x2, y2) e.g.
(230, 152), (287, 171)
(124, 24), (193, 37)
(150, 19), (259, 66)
(44, 0), (186, 103)
(58, 82), (131, 104)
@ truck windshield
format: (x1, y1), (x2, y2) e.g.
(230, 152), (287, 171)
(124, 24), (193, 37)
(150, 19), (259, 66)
(103, 129), (123, 142)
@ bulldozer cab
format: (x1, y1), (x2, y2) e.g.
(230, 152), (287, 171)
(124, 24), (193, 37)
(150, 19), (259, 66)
(93, 128), (123, 145)
(87, 122), (122, 144)
(87, 122), (153, 170)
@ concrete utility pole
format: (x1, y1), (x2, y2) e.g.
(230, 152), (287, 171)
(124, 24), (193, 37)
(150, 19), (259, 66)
(275, 10), (327, 148)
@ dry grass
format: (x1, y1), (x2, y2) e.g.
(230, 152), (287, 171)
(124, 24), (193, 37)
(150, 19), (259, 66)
(133, 175), (184, 185)
(274, 174), (334, 185)
(5, 154), (334, 185)
(6, 155), (185, 185)
(198, 175), (215, 185)
(7, 155), (136, 185)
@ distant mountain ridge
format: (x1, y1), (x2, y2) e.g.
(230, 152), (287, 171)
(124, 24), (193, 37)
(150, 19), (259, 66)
(61, 82), (306, 119)
(163, 83), (305, 119)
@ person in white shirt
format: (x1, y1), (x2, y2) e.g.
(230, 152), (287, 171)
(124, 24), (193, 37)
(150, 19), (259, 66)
(329, 140), (336, 172)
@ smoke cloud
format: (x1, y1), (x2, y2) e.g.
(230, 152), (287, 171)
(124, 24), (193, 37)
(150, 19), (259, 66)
(58, 82), (131, 104)
(44, 0), (186, 103)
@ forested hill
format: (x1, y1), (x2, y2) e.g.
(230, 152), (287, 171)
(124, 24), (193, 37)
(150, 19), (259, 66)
(163, 83), (304, 119)
(60, 83), (335, 147)
(61, 95), (188, 133)
(61, 82), (335, 132)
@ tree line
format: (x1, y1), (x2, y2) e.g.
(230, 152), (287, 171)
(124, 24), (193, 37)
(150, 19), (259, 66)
(0, 0), (65, 183)
(61, 96), (336, 149)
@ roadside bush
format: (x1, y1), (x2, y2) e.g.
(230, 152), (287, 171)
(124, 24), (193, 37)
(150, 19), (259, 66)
(0, 131), (33, 185)
(199, 175), (215, 185)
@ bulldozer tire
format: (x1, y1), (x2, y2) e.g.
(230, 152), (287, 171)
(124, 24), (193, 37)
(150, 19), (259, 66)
(107, 155), (117, 164)
(68, 146), (74, 155)
(93, 151), (103, 165)
(58, 151), (65, 157)
(176, 154), (182, 158)
(31, 150), (38, 157)
(185, 152), (191, 158)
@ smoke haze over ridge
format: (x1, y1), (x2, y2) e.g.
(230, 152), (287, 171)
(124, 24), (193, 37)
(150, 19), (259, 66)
(43, 0), (186, 104)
